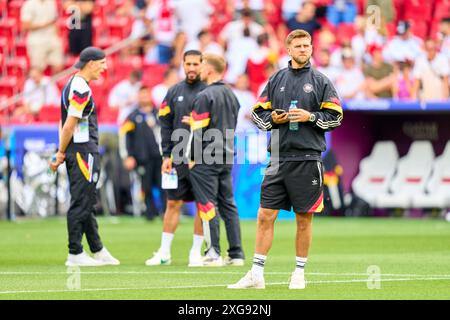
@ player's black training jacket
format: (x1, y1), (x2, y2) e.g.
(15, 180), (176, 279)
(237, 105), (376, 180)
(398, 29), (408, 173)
(190, 80), (240, 162)
(252, 61), (343, 161)
(159, 79), (207, 160)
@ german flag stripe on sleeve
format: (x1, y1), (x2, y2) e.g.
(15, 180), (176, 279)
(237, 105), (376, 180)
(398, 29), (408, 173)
(158, 101), (171, 117)
(252, 96), (272, 111)
(70, 90), (90, 111)
(197, 201), (216, 221)
(119, 120), (135, 135)
(191, 110), (210, 130)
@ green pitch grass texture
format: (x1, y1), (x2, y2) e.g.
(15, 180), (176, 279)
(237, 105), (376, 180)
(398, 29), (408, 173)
(0, 216), (449, 300)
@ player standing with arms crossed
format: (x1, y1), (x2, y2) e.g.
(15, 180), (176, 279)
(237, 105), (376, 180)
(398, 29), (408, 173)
(228, 30), (343, 289)
(50, 47), (120, 266)
(145, 50), (207, 267)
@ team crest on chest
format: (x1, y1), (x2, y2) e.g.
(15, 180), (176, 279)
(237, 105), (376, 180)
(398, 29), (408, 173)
(178, 96), (184, 102)
(303, 83), (313, 93)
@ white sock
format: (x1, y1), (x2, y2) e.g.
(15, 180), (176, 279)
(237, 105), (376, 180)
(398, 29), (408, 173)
(251, 254), (266, 279)
(295, 257), (307, 274)
(160, 232), (174, 257)
(190, 234), (204, 255)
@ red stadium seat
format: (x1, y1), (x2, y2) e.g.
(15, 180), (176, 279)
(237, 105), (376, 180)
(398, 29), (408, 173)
(433, 0), (450, 22)
(410, 20), (428, 39)
(6, 56), (29, 79)
(95, 36), (121, 50)
(98, 106), (118, 124)
(37, 105), (60, 123)
(0, 76), (19, 97)
(14, 39), (27, 57)
(0, 18), (17, 44)
(336, 23), (357, 42)
(7, 1), (23, 29)
(142, 63), (168, 89)
(107, 16), (132, 39)
(0, 37), (8, 56)
(404, 0), (432, 22)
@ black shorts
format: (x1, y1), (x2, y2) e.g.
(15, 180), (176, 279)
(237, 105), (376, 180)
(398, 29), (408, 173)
(165, 163), (195, 202)
(260, 160), (324, 213)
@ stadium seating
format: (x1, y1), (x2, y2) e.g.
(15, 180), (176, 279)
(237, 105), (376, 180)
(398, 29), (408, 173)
(412, 141), (450, 209)
(375, 141), (435, 209)
(352, 141), (399, 207)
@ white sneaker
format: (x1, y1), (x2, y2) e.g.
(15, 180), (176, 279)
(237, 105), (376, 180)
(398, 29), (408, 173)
(202, 255), (223, 267)
(65, 251), (104, 267)
(227, 271), (265, 289)
(93, 247), (120, 266)
(145, 250), (171, 266)
(188, 251), (204, 267)
(289, 271), (306, 289)
(224, 256), (245, 266)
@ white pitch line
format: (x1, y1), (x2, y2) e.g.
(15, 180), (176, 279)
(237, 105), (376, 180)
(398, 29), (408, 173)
(1, 271), (450, 278)
(1, 277), (450, 295)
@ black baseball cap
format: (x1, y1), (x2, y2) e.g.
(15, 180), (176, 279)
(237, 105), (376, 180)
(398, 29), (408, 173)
(74, 47), (106, 69)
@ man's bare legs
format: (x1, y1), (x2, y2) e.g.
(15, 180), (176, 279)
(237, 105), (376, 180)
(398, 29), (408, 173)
(146, 200), (204, 265)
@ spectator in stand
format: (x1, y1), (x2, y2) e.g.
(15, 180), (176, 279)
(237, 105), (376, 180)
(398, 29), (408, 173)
(108, 70), (142, 125)
(335, 48), (365, 100)
(15, 67), (60, 118)
(174, 0), (212, 43)
(223, 23), (259, 83)
(330, 40), (352, 68)
(234, 0), (265, 25)
(412, 39), (450, 101)
(363, 44), (394, 98)
(170, 31), (188, 68)
(24, 67), (60, 110)
(21, 0), (63, 73)
(151, 67), (179, 108)
(233, 74), (256, 132)
(219, 8), (264, 50)
(383, 20), (423, 64)
(392, 60), (415, 100)
(286, 1), (321, 38)
(439, 17), (450, 60)
(64, 0), (94, 55)
(257, 63), (277, 96)
(326, 0), (357, 26)
(317, 48), (340, 83)
(185, 29), (224, 56)
(247, 32), (279, 94)
(146, 0), (178, 64)
(282, 0), (303, 21)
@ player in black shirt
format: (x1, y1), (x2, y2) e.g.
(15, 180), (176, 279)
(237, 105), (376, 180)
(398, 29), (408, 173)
(145, 50), (208, 267)
(50, 47), (120, 267)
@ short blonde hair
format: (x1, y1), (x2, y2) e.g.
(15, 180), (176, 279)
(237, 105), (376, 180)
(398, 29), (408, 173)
(202, 53), (226, 74)
(285, 29), (312, 46)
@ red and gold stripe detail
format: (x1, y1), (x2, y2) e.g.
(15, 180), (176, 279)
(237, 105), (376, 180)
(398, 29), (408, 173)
(190, 110), (210, 131)
(320, 97), (343, 115)
(307, 192), (324, 213)
(76, 152), (91, 182)
(119, 120), (135, 135)
(252, 96), (272, 111)
(197, 201), (216, 221)
(158, 101), (171, 117)
(70, 90), (90, 112)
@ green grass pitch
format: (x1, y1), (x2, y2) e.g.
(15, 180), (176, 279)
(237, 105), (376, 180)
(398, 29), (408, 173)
(0, 216), (450, 300)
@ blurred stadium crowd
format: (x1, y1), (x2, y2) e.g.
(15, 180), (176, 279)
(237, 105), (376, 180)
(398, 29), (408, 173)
(0, 0), (449, 125)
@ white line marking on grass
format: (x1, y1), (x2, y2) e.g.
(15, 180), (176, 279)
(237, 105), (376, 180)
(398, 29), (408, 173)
(1, 271), (450, 278)
(1, 277), (450, 295)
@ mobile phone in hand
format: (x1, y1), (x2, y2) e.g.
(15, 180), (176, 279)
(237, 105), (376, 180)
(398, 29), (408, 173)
(274, 109), (286, 115)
